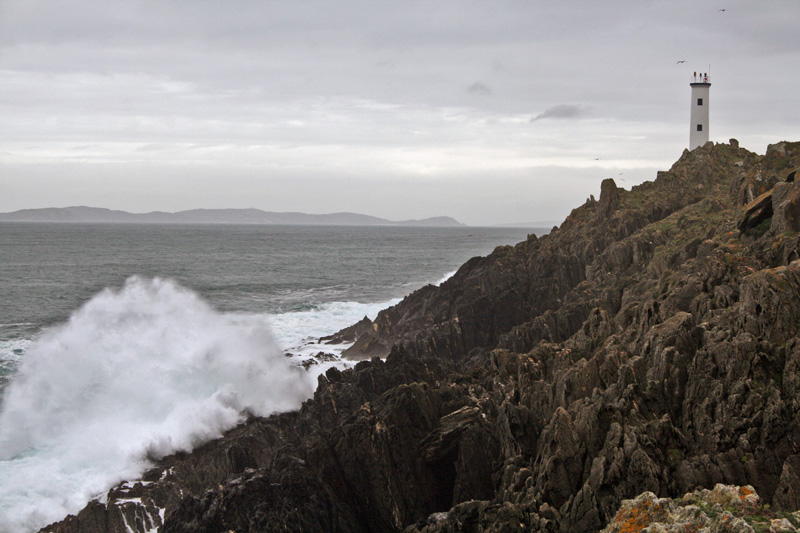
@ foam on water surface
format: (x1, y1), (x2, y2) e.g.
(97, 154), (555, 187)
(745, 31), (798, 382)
(0, 277), (316, 532)
(0, 223), (536, 531)
(0, 338), (28, 391)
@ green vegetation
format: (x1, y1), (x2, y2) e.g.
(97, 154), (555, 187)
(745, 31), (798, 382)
(675, 493), (800, 532)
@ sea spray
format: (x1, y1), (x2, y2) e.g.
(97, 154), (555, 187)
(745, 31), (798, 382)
(268, 298), (399, 354)
(436, 270), (458, 285)
(0, 277), (315, 532)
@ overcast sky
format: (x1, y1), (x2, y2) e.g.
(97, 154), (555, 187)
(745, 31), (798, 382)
(1, 1), (798, 226)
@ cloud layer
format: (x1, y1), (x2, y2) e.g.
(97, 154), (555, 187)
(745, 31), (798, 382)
(1, 0), (799, 225)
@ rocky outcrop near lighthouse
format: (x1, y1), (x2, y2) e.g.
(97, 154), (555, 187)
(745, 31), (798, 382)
(42, 140), (800, 532)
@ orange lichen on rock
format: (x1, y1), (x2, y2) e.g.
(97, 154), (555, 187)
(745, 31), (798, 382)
(601, 492), (671, 532)
(602, 485), (778, 533)
(738, 485), (755, 499)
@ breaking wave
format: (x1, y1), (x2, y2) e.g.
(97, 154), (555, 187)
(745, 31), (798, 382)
(0, 277), (314, 532)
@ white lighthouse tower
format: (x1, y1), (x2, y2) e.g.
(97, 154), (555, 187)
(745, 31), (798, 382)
(689, 71), (710, 150)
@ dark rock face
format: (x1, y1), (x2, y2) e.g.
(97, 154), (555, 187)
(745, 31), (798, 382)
(42, 141), (800, 533)
(596, 178), (621, 220)
(319, 315), (373, 345)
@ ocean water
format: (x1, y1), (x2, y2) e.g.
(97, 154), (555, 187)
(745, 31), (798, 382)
(0, 222), (538, 532)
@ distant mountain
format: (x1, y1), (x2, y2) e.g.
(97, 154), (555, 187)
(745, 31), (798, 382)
(0, 206), (465, 227)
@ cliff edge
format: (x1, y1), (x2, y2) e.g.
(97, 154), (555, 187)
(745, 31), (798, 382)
(42, 140), (800, 532)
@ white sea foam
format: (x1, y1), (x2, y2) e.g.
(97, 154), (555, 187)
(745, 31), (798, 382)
(0, 338), (29, 365)
(436, 270), (458, 285)
(0, 277), (315, 532)
(219, 298), (401, 383)
(269, 298), (400, 353)
(0, 340), (27, 393)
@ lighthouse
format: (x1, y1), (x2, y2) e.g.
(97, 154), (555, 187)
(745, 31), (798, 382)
(689, 71), (710, 150)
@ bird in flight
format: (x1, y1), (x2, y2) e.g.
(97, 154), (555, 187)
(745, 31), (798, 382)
(719, 8), (726, 11)
(676, 60), (686, 64)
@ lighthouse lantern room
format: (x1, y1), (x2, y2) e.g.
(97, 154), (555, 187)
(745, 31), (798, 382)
(689, 71), (711, 150)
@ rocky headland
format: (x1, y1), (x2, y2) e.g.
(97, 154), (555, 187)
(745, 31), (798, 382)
(42, 140), (800, 532)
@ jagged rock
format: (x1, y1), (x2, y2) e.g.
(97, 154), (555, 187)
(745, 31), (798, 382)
(596, 178), (621, 220)
(775, 455), (800, 511)
(771, 181), (800, 234)
(419, 405), (500, 503)
(739, 189), (774, 234)
(299, 351), (339, 369)
(320, 315), (373, 344)
(768, 142), (788, 158)
(601, 485), (800, 532)
(42, 476), (175, 533)
(161, 460), (367, 533)
(738, 261), (800, 345)
(43, 140), (800, 533)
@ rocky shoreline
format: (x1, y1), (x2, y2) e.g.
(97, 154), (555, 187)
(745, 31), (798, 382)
(43, 140), (800, 532)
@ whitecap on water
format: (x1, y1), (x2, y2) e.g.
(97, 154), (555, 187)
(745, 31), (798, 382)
(0, 276), (315, 532)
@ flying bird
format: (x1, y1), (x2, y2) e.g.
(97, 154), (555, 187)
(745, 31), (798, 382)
(676, 60), (686, 64)
(719, 8), (726, 11)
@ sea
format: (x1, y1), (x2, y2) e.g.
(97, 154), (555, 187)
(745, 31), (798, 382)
(0, 222), (539, 532)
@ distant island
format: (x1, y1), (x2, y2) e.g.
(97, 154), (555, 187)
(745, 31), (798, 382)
(0, 206), (465, 227)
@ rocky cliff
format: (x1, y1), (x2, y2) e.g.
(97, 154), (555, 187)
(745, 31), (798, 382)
(42, 140), (800, 532)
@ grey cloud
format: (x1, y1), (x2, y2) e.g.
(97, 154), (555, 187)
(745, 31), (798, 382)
(1, 0), (799, 225)
(467, 82), (492, 96)
(531, 105), (589, 122)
